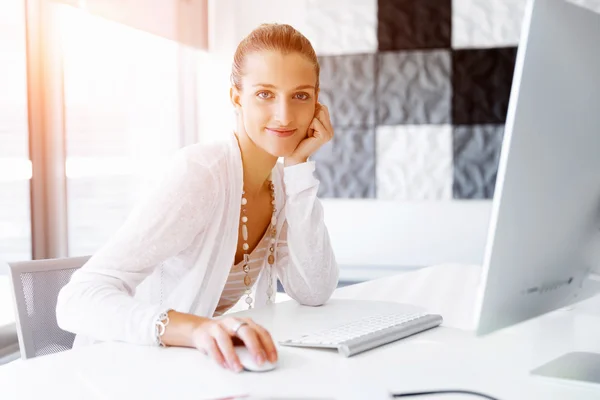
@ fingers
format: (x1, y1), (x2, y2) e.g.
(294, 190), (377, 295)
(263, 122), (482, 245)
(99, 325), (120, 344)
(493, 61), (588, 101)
(310, 117), (330, 141)
(195, 330), (231, 370)
(212, 324), (243, 372)
(223, 318), (268, 365)
(284, 102), (333, 165)
(204, 337), (226, 369)
(316, 103), (334, 134)
(245, 319), (278, 363)
(234, 324), (267, 365)
(194, 318), (277, 372)
(314, 101), (322, 116)
(222, 317), (277, 366)
(313, 103), (334, 142)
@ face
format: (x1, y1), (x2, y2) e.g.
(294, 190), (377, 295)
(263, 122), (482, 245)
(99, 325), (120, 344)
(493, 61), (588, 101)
(231, 51), (318, 158)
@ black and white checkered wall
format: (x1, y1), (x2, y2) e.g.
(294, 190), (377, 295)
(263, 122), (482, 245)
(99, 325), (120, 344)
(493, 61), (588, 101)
(304, 0), (597, 200)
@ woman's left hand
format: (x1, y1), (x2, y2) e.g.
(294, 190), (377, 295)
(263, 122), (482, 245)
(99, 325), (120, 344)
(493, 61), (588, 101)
(284, 103), (334, 167)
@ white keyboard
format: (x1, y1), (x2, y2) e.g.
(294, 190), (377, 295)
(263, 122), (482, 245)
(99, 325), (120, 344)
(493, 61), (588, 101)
(279, 311), (443, 357)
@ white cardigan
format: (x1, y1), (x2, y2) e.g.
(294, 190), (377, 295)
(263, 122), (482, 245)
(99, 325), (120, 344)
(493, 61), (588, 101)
(56, 133), (339, 347)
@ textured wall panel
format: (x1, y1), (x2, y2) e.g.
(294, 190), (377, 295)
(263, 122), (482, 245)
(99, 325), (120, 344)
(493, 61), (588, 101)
(318, 54), (376, 128)
(452, 47), (517, 125)
(237, 0), (529, 201)
(453, 125), (505, 199)
(378, 0), (452, 51)
(377, 50), (451, 125)
(312, 126), (376, 198)
(377, 125), (453, 200)
(304, 0), (377, 55)
(452, 0), (527, 48)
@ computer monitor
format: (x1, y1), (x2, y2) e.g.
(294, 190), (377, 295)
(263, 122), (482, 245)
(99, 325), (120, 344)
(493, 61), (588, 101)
(474, 0), (600, 337)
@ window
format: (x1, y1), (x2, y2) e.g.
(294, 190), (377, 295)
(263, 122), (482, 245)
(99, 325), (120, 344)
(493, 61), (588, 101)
(0, 0), (31, 262)
(57, 6), (185, 256)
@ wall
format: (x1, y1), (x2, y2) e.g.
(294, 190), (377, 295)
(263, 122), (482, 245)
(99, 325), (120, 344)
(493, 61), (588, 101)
(201, 0), (599, 278)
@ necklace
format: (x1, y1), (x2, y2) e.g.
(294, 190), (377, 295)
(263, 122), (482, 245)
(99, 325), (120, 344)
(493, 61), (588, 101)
(240, 179), (277, 308)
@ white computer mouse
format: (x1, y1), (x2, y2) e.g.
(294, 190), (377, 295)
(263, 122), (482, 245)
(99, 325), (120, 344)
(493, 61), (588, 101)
(234, 346), (277, 372)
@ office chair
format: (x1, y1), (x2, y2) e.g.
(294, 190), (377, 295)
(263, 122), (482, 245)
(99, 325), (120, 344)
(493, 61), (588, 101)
(8, 256), (90, 360)
(0, 323), (19, 364)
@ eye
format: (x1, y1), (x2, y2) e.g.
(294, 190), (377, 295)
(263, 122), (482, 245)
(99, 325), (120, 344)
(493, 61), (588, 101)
(294, 92), (311, 100)
(256, 91), (272, 99)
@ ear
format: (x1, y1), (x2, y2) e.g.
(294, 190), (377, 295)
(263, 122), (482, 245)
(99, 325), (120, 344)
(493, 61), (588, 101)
(230, 86), (242, 114)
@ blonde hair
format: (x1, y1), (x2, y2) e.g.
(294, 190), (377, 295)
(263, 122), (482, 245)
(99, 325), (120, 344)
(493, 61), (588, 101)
(231, 23), (320, 92)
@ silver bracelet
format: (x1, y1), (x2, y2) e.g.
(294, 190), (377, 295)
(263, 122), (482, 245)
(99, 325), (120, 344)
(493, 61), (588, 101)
(155, 308), (174, 347)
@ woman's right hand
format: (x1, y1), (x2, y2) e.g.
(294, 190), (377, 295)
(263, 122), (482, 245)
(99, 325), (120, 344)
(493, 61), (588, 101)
(190, 316), (278, 372)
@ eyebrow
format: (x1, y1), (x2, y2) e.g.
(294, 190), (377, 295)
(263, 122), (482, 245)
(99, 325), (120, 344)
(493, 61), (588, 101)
(253, 83), (315, 91)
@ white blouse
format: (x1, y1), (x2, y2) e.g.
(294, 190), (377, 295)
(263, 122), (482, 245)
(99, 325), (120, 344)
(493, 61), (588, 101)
(56, 132), (339, 348)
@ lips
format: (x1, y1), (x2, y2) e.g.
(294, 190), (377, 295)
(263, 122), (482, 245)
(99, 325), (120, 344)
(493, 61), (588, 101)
(266, 128), (297, 138)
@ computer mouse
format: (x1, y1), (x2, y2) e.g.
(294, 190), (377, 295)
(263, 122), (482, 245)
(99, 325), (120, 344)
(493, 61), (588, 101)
(234, 346), (277, 372)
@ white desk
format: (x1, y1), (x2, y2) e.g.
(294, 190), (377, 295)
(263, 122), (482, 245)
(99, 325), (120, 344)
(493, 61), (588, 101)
(1, 264), (600, 400)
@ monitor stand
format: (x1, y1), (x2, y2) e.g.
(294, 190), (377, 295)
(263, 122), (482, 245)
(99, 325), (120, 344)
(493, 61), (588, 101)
(531, 352), (600, 385)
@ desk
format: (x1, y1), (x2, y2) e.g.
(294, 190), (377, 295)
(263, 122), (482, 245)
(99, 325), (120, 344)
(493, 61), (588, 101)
(1, 264), (600, 399)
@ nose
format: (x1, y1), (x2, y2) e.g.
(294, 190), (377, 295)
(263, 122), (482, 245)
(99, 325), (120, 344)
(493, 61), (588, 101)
(274, 99), (293, 126)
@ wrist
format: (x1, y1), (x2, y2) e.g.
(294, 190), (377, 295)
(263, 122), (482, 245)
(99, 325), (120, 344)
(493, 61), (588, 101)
(189, 315), (210, 343)
(158, 310), (209, 348)
(284, 156), (308, 167)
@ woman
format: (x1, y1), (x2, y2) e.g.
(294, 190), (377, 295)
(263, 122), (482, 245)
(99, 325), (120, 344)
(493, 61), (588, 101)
(56, 23), (339, 373)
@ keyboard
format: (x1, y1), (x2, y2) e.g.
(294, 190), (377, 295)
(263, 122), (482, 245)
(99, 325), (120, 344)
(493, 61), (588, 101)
(278, 311), (443, 357)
